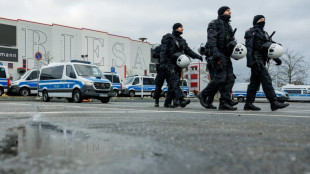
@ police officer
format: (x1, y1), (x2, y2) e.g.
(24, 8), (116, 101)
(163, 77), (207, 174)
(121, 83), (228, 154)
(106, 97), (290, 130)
(153, 53), (178, 107)
(161, 23), (203, 108)
(244, 15), (289, 111)
(199, 6), (238, 110)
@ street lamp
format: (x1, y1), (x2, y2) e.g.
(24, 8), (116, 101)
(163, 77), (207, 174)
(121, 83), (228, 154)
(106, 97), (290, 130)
(139, 38), (147, 42)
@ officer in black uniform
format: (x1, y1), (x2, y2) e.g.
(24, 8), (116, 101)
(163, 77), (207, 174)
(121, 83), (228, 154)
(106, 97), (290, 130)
(244, 15), (289, 111)
(199, 6), (238, 110)
(161, 23), (203, 108)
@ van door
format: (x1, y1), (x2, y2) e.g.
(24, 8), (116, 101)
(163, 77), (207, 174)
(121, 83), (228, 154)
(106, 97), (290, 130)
(143, 78), (155, 95)
(64, 65), (77, 98)
(25, 70), (39, 94)
(131, 77), (141, 94)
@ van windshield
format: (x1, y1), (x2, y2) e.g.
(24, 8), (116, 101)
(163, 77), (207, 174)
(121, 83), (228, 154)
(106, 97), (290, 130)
(74, 64), (103, 77)
(19, 70), (32, 80)
(124, 77), (134, 85)
(104, 74), (120, 83)
(0, 67), (6, 78)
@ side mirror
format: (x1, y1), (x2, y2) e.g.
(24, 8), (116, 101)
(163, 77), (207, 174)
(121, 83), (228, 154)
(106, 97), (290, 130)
(70, 72), (76, 78)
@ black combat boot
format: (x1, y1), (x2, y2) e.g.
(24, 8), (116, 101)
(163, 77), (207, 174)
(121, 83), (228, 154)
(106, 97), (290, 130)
(198, 93), (208, 108)
(244, 102), (261, 111)
(154, 98), (159, 107)
(164, 103), (175, 108)
(179, 98), (191, 108)
(270, 101), (289, 111)
(205, 101), (217, 109)
(219, 99), (237, 111)
(173, 98), (180, 107)
(227, 99), (238, 106)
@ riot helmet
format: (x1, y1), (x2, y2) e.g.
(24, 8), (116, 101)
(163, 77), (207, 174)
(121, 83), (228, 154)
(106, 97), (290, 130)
(227, 41), (247, 60)
(173, 53), (190, 68)
(261, 42), (284, 59)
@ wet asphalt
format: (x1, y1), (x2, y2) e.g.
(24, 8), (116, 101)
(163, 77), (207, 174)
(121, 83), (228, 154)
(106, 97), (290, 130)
(0, 97), (310, 174)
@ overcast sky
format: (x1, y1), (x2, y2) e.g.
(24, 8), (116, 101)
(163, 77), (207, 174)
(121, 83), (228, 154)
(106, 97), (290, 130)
(1, 0), (310, 83)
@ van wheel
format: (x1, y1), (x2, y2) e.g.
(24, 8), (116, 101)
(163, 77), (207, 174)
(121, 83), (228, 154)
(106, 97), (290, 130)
(73, 89), (83, 103)
(237, 97), (245, 103)
(129, 91), (135, 97)
(0, 88), (3, 96)
(100, 97), (110, 103)
(20, 88), (30, 96)
(43, 91), (50, 102)
(67, 98), (74, 103)
(113, 90), (119, 97)
(183, 91), (188, 97)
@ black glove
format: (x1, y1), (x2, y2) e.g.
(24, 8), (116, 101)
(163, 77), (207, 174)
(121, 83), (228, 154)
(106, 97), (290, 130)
(274, 58), (282, 66)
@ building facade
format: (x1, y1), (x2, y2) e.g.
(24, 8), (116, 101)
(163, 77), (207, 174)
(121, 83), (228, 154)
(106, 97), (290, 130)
(0, 17), (153, 81)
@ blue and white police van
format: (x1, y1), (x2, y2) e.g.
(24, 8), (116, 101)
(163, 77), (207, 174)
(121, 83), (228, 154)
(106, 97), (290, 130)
(232, 83), (289, 103)
(281, 84), (310, 101)
(161, 79), (189, 97)
(38, 60), (113, 103)
(102, 72), (122, 97)
(10, 69), (39, 96)
(121, 75), (155, 97)
(0, 64), (10, 96)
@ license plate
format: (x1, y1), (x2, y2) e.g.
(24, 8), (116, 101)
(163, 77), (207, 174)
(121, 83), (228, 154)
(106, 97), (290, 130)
(99, 93), (108, 97)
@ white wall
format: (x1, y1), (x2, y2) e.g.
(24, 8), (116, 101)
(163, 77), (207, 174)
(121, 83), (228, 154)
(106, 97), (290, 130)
(0, 17), (152, 81)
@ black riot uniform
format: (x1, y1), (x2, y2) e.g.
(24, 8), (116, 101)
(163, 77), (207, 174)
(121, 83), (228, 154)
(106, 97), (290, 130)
(199, 6), (237, 110)
(244, 15), (289, 111)
(161, 23), (202, 108)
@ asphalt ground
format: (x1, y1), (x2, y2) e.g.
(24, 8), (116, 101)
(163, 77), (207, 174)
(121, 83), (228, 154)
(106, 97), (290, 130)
(0, 98), (309, 174)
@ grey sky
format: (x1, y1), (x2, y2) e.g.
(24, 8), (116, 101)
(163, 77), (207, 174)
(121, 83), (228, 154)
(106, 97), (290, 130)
(1, 0), (310, 82)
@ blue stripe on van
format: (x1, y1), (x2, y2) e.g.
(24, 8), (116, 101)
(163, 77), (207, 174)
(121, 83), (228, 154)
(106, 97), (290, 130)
(0, 78), (8, 86)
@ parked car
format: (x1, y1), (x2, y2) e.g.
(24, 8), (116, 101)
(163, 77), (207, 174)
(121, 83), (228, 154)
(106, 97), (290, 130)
(0, 64), (10, 96)
(232, 83), (289, 103)
(281, 84), (310, 101)
(122, 75), (155, 97)
(102, 72), (122, 97)
(10, 69), (39, 96)
(38, 60), (113, 103)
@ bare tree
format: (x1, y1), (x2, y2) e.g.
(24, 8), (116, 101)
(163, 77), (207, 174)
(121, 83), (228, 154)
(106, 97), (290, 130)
(268, 48), (308, 87)
(43, 51), (54, 65)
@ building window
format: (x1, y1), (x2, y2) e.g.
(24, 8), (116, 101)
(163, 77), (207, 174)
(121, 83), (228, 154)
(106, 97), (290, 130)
(8, 63), (13, 69)
(23, 59), (27, 68)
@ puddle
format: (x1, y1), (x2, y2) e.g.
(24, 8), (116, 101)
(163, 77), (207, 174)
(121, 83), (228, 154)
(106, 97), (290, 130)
(0, 122), (174, 174)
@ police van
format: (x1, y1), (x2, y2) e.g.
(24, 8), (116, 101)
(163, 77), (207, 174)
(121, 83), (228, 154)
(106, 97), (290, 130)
(0, 64), (10, 96)
(10, 69), (39, 96)
(121, 75), (155, 97)
(38, 60), (113, 103)
(102, 72), (122, 97)
(281, 84), (310, 101)
(232, 83), (289, 102)
(161, 79), (189, 97)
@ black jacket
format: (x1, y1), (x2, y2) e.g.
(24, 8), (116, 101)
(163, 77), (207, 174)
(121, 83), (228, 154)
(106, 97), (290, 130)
(160, 31), (201, 66)
(207, 16), (234, 57)
(244, 26), (270, 66)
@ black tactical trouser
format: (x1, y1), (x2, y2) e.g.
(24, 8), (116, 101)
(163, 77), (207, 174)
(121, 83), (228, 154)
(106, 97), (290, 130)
(201, 56), (235, 101)
(206, 62), (216, 103)
(153, 65), (169, 100)
(165, 65), (184, 105)
(246, 65), (277, 103)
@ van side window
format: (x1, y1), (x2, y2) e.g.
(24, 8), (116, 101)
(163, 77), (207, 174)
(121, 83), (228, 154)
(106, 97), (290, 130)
(143, 78), (155, 85)
(66, 65), (76, 78)
(133, 78), (139, 85)
(27, 71), (39, 80)
(0, 67), (6, 78)
(284, 90), (301, 94)
(40, 66), (64, 80)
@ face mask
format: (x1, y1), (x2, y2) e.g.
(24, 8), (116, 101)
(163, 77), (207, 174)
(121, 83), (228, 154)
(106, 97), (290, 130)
(222, 15), (231, 21)
(256, 21), (265, 28)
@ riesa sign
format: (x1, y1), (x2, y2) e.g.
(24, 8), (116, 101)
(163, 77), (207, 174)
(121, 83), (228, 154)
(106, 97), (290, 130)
(0, 47), (18, 62)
